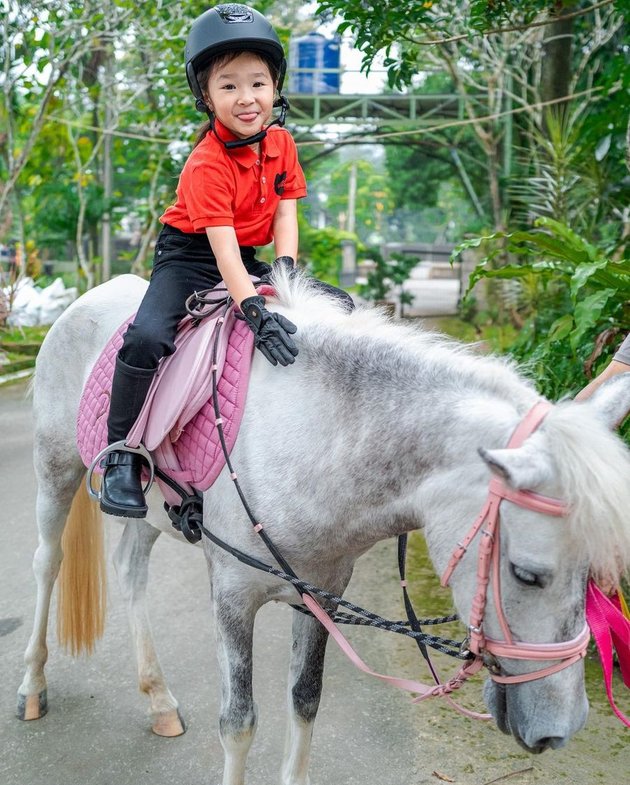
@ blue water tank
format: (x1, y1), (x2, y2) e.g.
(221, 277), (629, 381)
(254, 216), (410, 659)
(289, 32), (340, 94)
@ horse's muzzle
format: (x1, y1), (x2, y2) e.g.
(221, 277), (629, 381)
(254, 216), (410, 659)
(483, 678), (588, 753)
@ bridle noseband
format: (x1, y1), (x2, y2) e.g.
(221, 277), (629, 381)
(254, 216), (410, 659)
(440, 401), (590, 685)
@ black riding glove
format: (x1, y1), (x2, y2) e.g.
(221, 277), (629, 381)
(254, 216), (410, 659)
(274, 255), (297, 274)
(240, 295), (299, 367)
(259, 256), (298, 284)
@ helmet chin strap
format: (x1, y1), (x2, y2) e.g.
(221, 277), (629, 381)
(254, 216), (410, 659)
(200, 96), (289, 150)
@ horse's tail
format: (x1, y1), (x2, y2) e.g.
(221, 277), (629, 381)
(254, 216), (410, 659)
(56, 478), (106, 656)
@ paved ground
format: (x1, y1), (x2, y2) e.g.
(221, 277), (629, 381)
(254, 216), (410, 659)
(403, 274), (461, 318)
(1, 378), (628, 785)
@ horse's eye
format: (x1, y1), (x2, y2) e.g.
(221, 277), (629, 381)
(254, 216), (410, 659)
(511, 563), (540, 587)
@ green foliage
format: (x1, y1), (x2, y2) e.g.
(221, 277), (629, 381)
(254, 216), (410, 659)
(384, 133), (489, 236)
(3, 0), (629, 295)
(467, 1), (571, 30)
(430, 315), (517, 351)
(0, 324), (50, 343)
(317, 0), (436, 89)
(317, 1), (576, 88)
(297, 212), (355, 283)
(509, 102), (629, 256)
(357, 248), (390, 302)
(385, 140), (454, 211)
(301, 150), (395, 246)
(454, 218), (630, 398)
(316, 1), (601, 87)
(1, 0), (205, 275)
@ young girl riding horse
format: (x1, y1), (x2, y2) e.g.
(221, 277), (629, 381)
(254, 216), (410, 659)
(101, 4), (353, 518)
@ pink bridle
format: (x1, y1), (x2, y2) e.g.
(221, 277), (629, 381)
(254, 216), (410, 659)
(304, 400), (590, 718)
(440, 400), (590, 685)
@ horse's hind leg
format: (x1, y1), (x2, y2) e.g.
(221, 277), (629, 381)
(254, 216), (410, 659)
(281, 610), (329, 785)
(112, 519), (185, 737)
(17, 459), (86, 720)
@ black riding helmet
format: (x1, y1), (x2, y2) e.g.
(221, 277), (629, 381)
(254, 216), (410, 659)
(185, 4), (287, 114)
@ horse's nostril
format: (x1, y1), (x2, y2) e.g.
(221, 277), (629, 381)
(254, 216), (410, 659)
(534, 736), (566, 752)
(515, 734), (568, 754)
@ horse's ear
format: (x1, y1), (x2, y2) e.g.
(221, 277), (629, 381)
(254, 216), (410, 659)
(579, 372), (630, 430)
(478, 445), (552, 490)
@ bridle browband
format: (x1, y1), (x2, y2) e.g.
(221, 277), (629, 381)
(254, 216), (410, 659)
(440, 400), (590, 686)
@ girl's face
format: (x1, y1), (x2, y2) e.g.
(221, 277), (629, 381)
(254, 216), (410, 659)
(204, 52), (276, 141)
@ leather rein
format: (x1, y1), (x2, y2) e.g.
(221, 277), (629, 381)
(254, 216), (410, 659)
(303, 400), (589, 718)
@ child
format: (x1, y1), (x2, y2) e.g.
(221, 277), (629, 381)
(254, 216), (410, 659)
(101, 4), (353, 518)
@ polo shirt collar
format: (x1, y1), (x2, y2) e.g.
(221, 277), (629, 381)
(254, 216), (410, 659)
(213, 118), (281, 168)
(262, 129), (280, 159)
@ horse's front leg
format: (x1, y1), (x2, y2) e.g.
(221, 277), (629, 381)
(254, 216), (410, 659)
(213, 581), (260, 785)
(112, 519), (185, 737)
(281, 608), (330, 785)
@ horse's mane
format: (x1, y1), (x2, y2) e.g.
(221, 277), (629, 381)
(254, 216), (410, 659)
(271, 268), (535, 402)
(273, 270), (630, 584)
(544, 403), (630, 584)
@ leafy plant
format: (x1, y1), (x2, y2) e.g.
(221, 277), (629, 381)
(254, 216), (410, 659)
(508, 111), (630, 254)
(453, 217), (630, 398)
(297, 213), (356, 284)
(359, 250), (418, 315)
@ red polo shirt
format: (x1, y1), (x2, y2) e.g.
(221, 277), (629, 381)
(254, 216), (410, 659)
(160, 120), (307, 247)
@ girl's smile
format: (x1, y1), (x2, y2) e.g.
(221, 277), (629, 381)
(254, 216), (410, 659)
(205, 52), (275, 141)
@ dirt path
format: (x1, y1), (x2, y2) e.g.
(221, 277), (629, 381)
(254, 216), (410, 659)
(346, 537), (628, 785)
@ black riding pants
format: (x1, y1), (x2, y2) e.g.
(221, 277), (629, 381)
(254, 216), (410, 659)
(118, 225), (354, 370)
(109, 226), (353, 442)
(118, 227), (269, 369)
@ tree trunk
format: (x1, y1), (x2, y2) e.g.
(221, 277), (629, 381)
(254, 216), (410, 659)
(539, 4), (576, 125)
(486, 141), (505, 234)
(130, 151), (167, 276)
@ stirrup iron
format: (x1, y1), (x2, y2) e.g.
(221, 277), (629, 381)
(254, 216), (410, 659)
(85, 441), (155, 502)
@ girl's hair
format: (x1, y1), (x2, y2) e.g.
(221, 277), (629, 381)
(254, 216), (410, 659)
(193, 50), (280, 148)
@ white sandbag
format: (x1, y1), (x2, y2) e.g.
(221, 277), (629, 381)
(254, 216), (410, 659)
(38, 278), (78, 323)
(4, 276), (77, 326)
(5, 278), (41, 327)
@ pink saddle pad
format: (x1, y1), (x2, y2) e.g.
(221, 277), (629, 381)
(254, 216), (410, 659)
(77, 301), (255, 506)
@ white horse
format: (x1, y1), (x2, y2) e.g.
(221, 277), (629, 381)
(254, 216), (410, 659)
(17, 272), (630, 785)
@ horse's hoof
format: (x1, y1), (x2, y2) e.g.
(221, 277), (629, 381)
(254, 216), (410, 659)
(152, 708), (186, 737)
(17, 690), (48, 721)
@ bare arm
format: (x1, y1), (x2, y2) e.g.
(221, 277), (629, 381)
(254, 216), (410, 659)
(205, 226), (257, 306)
(574, 359), (630, 401)
(272, 199), (298, 264)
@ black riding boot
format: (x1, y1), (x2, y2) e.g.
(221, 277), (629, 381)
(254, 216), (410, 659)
(100, 357), (156, 518)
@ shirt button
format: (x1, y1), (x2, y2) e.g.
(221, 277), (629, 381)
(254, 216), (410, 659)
(260, 197), (266, 204)
(261, 176), (266, 183)
(256, 159), (261, 166)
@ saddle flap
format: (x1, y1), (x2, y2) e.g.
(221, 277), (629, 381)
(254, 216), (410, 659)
(77, 297), (256, 502)
(173, 307), (238, 437)
(138, 312), (227, 450)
